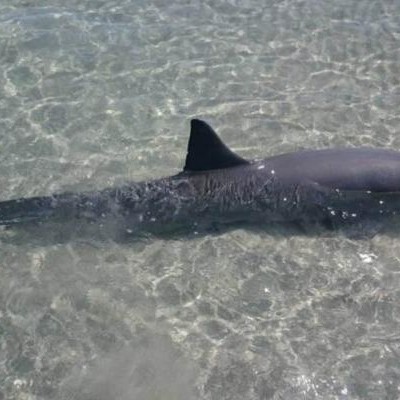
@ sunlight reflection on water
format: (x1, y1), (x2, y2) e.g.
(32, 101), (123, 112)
(1, 0), (400, 399)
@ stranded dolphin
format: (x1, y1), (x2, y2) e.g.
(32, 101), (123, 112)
(1, 119), (400, 236)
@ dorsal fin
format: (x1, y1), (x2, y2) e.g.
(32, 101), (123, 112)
(183, 119), (249, 172)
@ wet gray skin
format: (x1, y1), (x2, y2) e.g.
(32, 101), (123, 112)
(1, 119), (400, 236)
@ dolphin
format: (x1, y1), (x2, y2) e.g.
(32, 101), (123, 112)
(1, 119), (400, 236)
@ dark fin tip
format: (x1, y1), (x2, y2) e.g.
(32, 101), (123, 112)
(183, 119), (249, 172)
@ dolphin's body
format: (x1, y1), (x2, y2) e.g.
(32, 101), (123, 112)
(1, 119), (400, 236)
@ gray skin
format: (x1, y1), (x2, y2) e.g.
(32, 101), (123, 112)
(1, 119), (400, 236)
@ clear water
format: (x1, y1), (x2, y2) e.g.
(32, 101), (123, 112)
(1, 1), (400, 399)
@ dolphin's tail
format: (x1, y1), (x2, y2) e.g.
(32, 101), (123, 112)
(0, 195), (72, 226)
(0, 196), (55, 225)
(0, 192), (113, 226)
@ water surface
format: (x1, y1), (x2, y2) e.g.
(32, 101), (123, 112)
(1, 1), (400, 399)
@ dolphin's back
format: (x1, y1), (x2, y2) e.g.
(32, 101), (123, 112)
(264, 148), (400, 192)
(1, 120), (400, 235)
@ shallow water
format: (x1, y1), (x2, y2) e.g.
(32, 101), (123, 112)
(1, 0), (400, 399)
